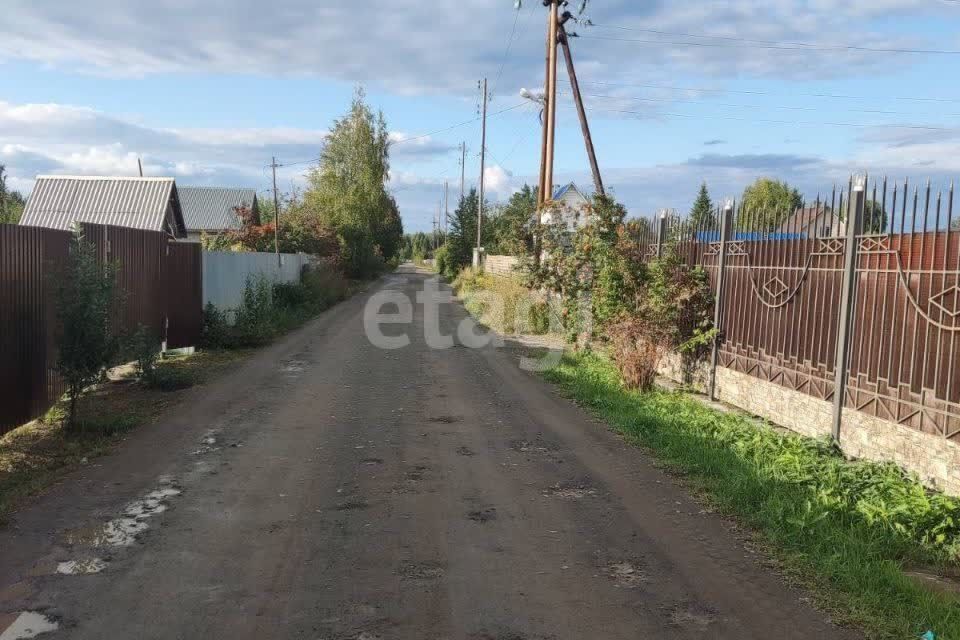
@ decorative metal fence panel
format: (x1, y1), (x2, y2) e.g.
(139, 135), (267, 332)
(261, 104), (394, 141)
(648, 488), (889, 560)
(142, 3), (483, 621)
(634, 176), (960, 445)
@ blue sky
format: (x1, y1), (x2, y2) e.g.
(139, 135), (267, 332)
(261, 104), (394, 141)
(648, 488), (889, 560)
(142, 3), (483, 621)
(3, 1), (960, 232)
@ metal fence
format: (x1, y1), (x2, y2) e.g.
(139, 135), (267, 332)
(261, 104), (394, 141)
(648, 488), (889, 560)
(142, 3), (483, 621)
(0, 223), (204, 434)
(202, 251), (310, 320)
(634, 175), (960, 445)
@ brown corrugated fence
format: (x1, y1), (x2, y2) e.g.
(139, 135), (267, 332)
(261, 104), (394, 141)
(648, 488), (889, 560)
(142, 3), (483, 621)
(0, 223), (203, 434)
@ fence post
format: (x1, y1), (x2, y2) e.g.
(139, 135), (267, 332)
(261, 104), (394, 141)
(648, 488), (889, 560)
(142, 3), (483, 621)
(708, 200), (734, 401)
(830, 174), (866, 444)
(656, 209), (668, 258)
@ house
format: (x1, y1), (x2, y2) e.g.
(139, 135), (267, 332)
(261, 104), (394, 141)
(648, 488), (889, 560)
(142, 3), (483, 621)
(19, 175), (187, 238)
(540, 182), (591, 231)
(178, 186), (259, 243)
(777, 205), (841, 238)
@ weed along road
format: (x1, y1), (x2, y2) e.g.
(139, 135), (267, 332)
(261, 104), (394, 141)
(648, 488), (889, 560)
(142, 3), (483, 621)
(0, 266), (856, 640)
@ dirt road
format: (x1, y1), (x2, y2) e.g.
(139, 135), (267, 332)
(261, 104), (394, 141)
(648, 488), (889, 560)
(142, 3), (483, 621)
(0, 266), (855, 639)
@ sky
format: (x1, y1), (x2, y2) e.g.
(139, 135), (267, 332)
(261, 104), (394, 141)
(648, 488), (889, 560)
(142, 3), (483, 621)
(3, 1), (960, 232)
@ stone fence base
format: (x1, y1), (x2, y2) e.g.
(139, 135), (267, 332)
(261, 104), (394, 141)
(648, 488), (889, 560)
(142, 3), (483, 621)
(659, 353), (960, 496)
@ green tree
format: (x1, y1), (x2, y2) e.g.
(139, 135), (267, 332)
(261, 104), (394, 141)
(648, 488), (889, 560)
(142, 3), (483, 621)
(490, 184), (536, 256)
(863, 200), (888, 235)
(689, 182), (715, 228)
(55, 229), (119, 431)
(0, 165), (25, 224)
(740, 178), (803, 230)
(304, 87), (397, 276)
(445, 189), (491, 276)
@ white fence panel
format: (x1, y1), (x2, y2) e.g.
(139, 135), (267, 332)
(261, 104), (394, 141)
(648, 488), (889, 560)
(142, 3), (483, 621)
(202, 251), (309, 316)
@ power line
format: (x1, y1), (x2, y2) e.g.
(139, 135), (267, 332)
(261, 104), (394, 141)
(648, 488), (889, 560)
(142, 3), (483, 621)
(560, 89), (960, 118)
(585, 104), (950, 130)
(489, 3), (528, 99)
(578, 79), (960, 104)
(580, 30), (960, 55)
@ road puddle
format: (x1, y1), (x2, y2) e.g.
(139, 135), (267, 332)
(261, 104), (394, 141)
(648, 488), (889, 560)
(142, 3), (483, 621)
(56, 558), (107, 575)
(0, 612), (58, 639)
(61, 479), (181, 549)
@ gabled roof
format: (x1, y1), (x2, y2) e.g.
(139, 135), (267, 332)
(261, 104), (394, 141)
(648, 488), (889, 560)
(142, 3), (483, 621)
(178, 186), (259, 232)
(777, 205), (832, 233)
(20, 175), (187, 237)
(552, 182), (589, 204)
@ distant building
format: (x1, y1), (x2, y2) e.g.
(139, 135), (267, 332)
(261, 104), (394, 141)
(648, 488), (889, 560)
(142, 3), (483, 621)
(541, 182), (591, 231)
(178, 186), (259, 243)
(19, 175), (187, 238)
(777, 205), (841, 238)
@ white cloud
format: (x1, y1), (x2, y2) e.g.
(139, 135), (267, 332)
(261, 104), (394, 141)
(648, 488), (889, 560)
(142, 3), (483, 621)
(482, 164), (513, 195)
(0, 0), (951, 94)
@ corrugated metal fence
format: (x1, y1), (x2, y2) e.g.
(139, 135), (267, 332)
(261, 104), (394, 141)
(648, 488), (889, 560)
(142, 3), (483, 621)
(202, 251), (309, 319)
(0, 223), (204, 434)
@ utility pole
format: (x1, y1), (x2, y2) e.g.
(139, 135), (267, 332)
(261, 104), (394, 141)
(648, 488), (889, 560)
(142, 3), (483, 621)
(459, 142), (466, 204)
(476, 78), (488, 257)
(543, 0), (559, 204)
(271, 156), (281, 268)
(444, 180), (449, 237)
(137, 157), (144, 177)
(558, 16), (604, 197)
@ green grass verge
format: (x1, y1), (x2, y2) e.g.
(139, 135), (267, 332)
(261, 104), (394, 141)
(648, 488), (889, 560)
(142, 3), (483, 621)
(543, 351), (960, 640)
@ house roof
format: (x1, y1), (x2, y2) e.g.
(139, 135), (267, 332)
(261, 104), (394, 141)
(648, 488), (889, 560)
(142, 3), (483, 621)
(777, 205), (832, 233)
(178, 186), (258, 232)
(20, 175), (187, 237)
(552, 182), (589, 203)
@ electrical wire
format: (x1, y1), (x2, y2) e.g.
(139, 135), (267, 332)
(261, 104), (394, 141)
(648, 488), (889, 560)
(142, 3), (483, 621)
(577, 79), (960, 104)
(584, 104), (950, 130)
(582, 25), (960, 55)
(559, 89), (960, 118)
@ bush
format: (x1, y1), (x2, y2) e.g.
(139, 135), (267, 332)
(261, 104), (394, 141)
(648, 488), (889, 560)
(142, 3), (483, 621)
(55, 229), (119, 431)
(144, 365), (195, 392)
(201, 303), (230, 349)
(126, 325), (160, 382)
(202, 265), (350, 350)
(608, 317), (667, 392)
(528, 301), (551, 335)
(434, 244), (450, 277)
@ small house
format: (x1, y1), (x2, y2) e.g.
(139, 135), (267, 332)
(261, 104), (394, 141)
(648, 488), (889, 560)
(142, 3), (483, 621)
(541, 182), (591, 232)
(178, 186), (260, 243)
(777, 205), (841, 238)
(19, 175), (187, 238)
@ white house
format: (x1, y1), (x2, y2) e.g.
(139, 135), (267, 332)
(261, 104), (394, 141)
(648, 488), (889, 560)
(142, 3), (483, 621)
(540, 183), (591, 232)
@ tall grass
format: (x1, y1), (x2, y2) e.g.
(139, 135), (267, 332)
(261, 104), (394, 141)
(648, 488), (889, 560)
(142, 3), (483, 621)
(544, 351), (960, 640)
(452, 267), (553, 336)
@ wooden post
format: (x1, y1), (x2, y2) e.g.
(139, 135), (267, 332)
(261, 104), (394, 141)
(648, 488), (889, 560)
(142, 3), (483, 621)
(831, 175), (866, 443)
(476, 78), (487, 254)
(543, 0), (559, 204)
(272, 156), (281, 268)
(558, 21), (603, 197)
(708, 202), (734, 401)
(656, 210), (668, 258)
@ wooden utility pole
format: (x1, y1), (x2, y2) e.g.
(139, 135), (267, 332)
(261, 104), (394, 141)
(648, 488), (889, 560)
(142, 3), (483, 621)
(543, 0), (559, 204)
(558, 17), (604, 197)
(271, 156), (281, 267)
(444, 181), (449, 236)
(459, 143), (466, 203)
(537, 3), (552, 209)
(476, 78), (488, 254)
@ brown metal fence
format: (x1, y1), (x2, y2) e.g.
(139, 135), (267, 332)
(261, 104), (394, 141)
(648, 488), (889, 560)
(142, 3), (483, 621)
(635, 175), (960, 445)
(0, 223), (203, 434)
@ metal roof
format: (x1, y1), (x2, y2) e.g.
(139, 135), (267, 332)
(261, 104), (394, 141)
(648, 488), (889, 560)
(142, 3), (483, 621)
(552, 182), (588, 203)
(178, 186), (258, 232)
(20, 176), (186, 237)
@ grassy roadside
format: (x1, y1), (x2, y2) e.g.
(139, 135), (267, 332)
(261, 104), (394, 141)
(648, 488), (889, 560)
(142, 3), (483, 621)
(543, 351), (960, 640)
